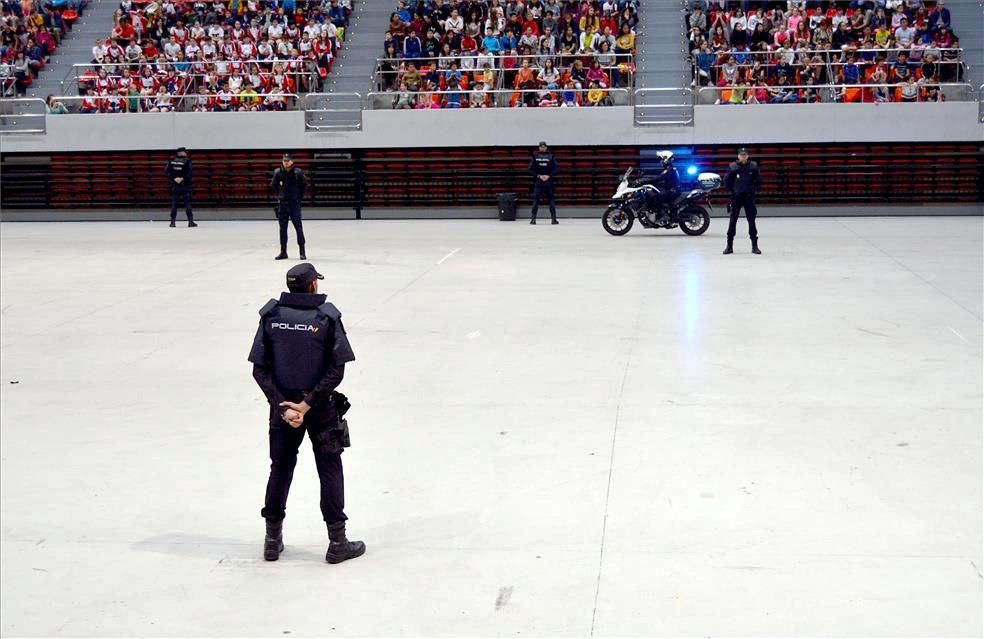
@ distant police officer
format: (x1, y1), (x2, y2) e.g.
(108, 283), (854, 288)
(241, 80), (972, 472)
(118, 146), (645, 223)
(271, 153), (307, 260)
(723, 148), (763, 255)
(248, 263), (365, 564)
(529, 141), (559, 225)
(165, 147), (197, 228)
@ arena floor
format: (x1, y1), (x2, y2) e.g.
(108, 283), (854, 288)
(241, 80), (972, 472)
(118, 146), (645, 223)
(1, 217), (982, 637)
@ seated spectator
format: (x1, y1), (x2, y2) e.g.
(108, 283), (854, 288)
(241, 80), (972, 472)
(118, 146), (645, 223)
(392, 81), (414, 108)
(586, 81), (612, 107)
(767, 74), (799, 103)
(46, 94), (68, 114)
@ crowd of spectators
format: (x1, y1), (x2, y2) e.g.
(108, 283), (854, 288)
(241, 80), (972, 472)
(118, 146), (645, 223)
(688, 0), (962, 104)
(1, 0), (80, 96)
(69, 0), (350, 112)
(379, 0), (639, 109)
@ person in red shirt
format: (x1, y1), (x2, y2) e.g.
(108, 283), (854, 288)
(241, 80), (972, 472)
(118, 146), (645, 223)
(112, 17), (136, 45)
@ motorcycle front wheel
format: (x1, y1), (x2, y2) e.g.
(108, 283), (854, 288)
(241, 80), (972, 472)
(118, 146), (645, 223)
(679, 206), (711, 236)
(602, 204), (634, 236)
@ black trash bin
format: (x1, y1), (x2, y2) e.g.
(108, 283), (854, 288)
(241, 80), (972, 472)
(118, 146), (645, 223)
(497, 192), (518, 221)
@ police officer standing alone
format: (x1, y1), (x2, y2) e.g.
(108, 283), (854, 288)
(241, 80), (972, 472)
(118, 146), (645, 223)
(271, 154), (307, 260)
(529, 141), (559, 225)
(248, 262), (365, 564)
(723, 148), (763, 255)
(165, 147), (197, 228)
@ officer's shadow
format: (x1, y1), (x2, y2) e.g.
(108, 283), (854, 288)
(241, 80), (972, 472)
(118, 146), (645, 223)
(132, 533), (324, 563)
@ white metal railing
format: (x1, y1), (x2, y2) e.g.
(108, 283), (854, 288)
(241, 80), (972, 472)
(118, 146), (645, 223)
(366, 86), (632, 110)
(40, 92), (299, 113)
(0, 98), (47, 134)
(372, 53), (636, 92)
(693, 47), (969, 86)
(634, 88), (694, 125)
(303, 92), (362, 130)
(60, 59), (320, 95)
(697, 81), (975, 104)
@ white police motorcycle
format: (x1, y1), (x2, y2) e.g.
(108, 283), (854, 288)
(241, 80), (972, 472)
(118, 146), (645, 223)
(601, 166), (722, 236)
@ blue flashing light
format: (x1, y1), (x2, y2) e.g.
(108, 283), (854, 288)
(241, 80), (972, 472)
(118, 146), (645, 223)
(686, 165), (699, 176)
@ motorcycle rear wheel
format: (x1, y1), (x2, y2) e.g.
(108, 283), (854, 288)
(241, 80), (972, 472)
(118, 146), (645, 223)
(679, 206), (711, 236)
(602, 205), (634, 236)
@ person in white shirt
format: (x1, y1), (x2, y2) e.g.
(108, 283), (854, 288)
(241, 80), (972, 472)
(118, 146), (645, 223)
(894, 18), (915, 47)
(184, 40), (201, 59)
(164, 37), (182, 59)
(201, 40), (217, 58)
(268, 22), (284, 40)
(208, 24), (224, 40)
(92, 39), (108, 63)
(444, 9), (463, 33)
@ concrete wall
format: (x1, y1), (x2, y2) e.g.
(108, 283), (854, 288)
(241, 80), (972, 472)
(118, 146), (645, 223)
(1, 102), (982, 153)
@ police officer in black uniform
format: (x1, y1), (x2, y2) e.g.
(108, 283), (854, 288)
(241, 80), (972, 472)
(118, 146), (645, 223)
(248, 262), (366, 564)
(528, 141), (559, 225)
(270, 153), (307, 260)
(165, 147), (197, 228)
(723, 148), (763, 255)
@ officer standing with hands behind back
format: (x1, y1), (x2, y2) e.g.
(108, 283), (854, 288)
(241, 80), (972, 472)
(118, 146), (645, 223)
(248, 262), (365, 564)
(271, 153), (307, 260)
(165, 147), (197, 228)
(529, 141), (559, 225)
(723, 147), (763, 255)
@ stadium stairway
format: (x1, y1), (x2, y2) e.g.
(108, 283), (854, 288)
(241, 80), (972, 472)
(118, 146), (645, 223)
(633, 0), (691, 93)
(324, 0), (392, 97)
(946, 0), (983, 88)
(28, 0), (119, 100)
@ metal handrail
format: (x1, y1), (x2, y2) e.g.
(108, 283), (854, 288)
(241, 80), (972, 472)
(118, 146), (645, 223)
(979, 84), (984, 123)
(697, 81), (975, 104)
(60, 59), (321, 93)
(367, 86), (631, 109)
(633, 88), (694, 126)
(302, 92), (363, 130)
(0, 97), (47, 134)
(45, 92), (299, 113)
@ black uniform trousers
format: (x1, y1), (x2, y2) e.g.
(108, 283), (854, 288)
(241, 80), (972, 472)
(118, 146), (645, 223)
(531, 180), (557, 220)
(170, 184), (194, 222)
(727, 193), (758, 241)
(278, 202), (306, 250)
(262, 420), (346, 524)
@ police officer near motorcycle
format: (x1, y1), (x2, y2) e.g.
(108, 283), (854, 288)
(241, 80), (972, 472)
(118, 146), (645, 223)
(723, 148), (763, 255)
(248, 262), (366, 564)
(271, 153), (307, 260)
(165, 147), (197, 228)
(529, 141), (559, 225)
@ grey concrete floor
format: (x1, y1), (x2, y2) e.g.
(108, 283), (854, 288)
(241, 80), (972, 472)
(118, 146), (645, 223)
(0, 217), (981, 637)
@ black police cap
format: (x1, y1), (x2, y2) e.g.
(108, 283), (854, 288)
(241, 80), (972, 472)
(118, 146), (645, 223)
(286, 262), (324, 290)
(282, 153), (294, 161)
(738, 147), (749, 155)
(538, 140), (547, 147)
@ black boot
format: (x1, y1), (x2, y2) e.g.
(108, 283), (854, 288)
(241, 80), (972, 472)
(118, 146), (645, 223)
(169, 220), (176, 228)
(188, 220), (198, 228)
(325, 521), (366, 564)
(299, 246), (306, 260)
(723, 241), (733, 255)
(530, 218), (536, 225)
(751, 239), (761, 255)
(275, 248), (288, 260)
(551, 217), (559, 225)
(264, 519), (284, 561)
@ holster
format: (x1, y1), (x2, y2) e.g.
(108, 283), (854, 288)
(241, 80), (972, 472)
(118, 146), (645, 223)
(309, 391), (352, 455)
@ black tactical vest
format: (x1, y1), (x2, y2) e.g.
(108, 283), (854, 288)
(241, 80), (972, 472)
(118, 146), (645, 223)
(258, 294), (355, 390)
